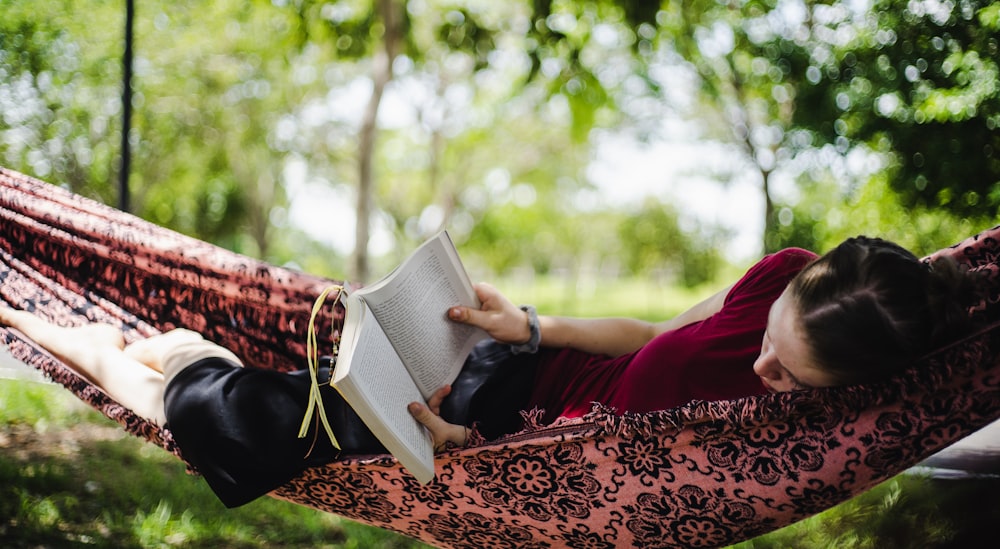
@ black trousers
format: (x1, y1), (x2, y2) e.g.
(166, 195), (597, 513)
(163, 339), (538, 507)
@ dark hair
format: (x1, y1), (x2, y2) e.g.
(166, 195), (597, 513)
(788, 236), (980, 385)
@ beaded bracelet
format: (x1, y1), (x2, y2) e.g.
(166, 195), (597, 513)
(510, 304), (541, 354)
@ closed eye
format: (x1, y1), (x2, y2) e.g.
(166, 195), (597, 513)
(781, 367), (810, 390)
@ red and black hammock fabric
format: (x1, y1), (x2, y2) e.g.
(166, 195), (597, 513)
(2, 166), (1000, 548)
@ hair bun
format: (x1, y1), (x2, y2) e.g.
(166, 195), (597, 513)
(925, 256), (981, 344)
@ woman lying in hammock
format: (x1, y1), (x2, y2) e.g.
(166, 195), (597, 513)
(0, 235), (980, 508)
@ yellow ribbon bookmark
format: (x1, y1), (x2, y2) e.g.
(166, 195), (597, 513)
(298, 284), (345, 450)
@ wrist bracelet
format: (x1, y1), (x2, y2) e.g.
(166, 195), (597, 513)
(510, 305), (541, 354)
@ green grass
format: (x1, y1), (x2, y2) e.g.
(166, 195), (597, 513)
(0, 379), (428, 548)
(498, 274), (729, 321)
(732, 475), (1000, 548)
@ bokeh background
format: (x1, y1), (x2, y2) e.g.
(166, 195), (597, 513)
(2, 0), (1000, 547)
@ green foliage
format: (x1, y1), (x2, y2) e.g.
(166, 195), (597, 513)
(618, 199), (725, 287)
(769, 172), (986, 255)
(790, 0), (1000, 218)
(0, 0), (321, 257)
(466, 202), (553, 274)
(435, 7), (496, 70)
(290, 0), (405, 60)
(521, 0), (662, 140)
(651, 0), (998, 253)
(0, 0), (123, 199)
(1, 0), (995, 284)
(650, 0), (823, 249)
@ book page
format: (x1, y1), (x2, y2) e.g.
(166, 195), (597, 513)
(359, 232), (487, 399)
(332, 300), (435, 483)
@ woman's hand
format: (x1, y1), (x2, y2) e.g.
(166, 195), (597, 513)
(408, 385), (468, 451)
(447, 283), (531, 345)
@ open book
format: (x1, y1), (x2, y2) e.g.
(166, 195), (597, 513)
(332, 231), (488, 484)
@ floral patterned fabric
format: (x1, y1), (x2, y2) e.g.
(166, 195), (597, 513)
(2, 167), (1000, 548)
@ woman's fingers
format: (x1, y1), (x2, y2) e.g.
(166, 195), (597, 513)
(448, 283), (530, 344)
(425, 385), (452, 415)
(408, 401), (467, 450)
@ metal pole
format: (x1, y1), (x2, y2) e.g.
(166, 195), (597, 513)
(119, 0), (134, 212)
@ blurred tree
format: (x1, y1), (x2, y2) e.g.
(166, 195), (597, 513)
(285, 0), (501, 281)
(652, 0), (804, 254)
(0, 0), (123, 200)
(0, 0), (332, 259)
(1, 0), (675, 279)
(128, 1), (327, 258)
(653, 0), (998, 253)
(283, 0), (665, 281)
(522, 0), (662, 139)
(793, 0), (1000, 220)
(771, 169), (984, 256)
(618, 198), (725, 287)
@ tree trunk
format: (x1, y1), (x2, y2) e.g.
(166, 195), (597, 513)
(352, 0), (404, 283)
(761, 167), (775, 253)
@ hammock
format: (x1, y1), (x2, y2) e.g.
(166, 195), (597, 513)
(2, 166), (1000, 549)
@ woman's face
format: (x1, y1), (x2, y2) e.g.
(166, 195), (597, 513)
(754, 287), (838, 393)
